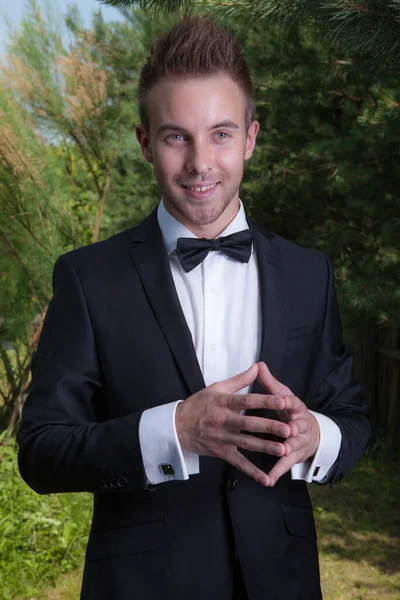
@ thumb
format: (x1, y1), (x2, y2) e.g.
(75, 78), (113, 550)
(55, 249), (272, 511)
(212, 363), (258, 394)
(257, 362), (292, 396)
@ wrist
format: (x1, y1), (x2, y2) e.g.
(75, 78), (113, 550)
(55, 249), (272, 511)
(175, 402), (186, 449)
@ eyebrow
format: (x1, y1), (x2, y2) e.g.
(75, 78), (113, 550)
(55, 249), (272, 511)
(156, 120), (240, 135)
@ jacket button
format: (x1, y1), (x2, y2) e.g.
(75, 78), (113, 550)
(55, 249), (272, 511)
(228, 478), (238, 491)
(104, 479), (111, 489)
(110, 478), (119, 488)
(117, 477), (127, 487)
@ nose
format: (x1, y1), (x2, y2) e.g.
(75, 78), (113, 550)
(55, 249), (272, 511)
(185, 139), (212, 175)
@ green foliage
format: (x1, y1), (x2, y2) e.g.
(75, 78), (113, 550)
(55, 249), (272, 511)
(232, 19), (400, 330)
(99, 0), (400, 64)
(0, 434), (91, 599)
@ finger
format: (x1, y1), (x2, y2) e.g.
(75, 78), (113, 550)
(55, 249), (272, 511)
(276, 394), (305, 417)
(289, 418), (308, 436)
(225, 447), (270, 487)
(213, 363), (259, 395)
(226, 433), (286, 457)
(283, 435), (305, 455)
(268, 454), (301, 486)
(229, 393), (286, 412)
(257, 362), (293, 396)
(226, 414), (291, 438)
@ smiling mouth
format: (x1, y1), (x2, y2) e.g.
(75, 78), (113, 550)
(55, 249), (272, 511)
(181, 183), (219, 192)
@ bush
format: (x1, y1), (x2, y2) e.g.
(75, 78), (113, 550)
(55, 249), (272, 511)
(0, 433), (91, 599)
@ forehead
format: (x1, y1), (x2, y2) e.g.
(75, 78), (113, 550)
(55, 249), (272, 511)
(146, 74), (246, 130)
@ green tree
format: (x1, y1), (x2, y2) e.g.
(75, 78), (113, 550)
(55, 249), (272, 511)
(0, 81), (74, 430)
(0, 0), (123, 430)
(236, 20), (400, 332)
(100, 0), (400, 64)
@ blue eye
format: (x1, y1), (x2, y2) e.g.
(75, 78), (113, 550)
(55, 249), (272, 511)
(167, 134), (185, 142)
(215, 132), (229, 139)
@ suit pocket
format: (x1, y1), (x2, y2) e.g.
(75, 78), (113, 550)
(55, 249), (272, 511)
(281, 504), (317, 538)
(86, 519), (165, 561)
(285, 327), (319, 357)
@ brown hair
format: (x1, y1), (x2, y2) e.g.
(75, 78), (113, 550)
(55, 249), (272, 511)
(138, 16), (256, 132)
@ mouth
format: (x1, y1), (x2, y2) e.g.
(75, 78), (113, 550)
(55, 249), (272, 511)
(180, 182), (220, 199)
(181, 182), (219, 192)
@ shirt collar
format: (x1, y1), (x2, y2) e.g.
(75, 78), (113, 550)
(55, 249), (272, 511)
(157, 198), (254, 256)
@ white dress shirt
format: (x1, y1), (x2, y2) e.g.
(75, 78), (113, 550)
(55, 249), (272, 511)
(139, 199), (341, 485)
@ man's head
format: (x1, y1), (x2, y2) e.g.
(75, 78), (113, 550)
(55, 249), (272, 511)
(136, 16), (259, 238)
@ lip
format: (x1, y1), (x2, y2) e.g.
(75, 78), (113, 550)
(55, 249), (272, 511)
(180, 182), (220, 199)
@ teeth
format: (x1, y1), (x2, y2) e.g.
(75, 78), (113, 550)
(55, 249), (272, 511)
(185, 184), (216, 192)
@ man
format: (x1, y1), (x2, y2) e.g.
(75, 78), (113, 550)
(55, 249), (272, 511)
(17, 16), (370, 600)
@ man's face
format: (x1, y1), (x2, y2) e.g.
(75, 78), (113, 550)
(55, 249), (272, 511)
(136, 73), (259, 237)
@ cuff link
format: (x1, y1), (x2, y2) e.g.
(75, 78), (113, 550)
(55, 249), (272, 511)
(159, 463), (175, 475)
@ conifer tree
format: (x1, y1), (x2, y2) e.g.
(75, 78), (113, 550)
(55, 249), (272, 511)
(100, 0), (400, 64)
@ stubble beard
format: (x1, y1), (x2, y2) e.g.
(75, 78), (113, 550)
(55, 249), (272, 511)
(158, 178), (242, 227)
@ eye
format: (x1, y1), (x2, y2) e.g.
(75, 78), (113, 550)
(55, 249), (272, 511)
(166, 134), (186, 142)
(214, 131), (229, 140)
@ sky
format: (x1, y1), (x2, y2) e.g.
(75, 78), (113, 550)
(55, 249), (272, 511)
(0, 0), (126, 56)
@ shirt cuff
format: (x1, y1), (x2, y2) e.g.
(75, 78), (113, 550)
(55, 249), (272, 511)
(290, 411), (342, 483)
(138, 400), (199, 485)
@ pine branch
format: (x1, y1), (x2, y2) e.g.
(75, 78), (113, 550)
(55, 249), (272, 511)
(97, 0), (400, 64)
(98, 0), (195, 15)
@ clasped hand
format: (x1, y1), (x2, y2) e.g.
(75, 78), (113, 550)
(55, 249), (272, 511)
(175, 362), (320, 487)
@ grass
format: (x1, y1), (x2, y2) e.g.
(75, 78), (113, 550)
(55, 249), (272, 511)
(14, 454), (400, 600)
(311, 453), (400, 599)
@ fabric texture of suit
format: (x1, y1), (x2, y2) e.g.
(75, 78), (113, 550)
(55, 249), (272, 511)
(17, 205), (371, 600)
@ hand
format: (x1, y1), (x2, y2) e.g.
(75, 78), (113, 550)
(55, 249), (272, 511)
(175, 363), (292, 487)
(257, 362), (320, 486)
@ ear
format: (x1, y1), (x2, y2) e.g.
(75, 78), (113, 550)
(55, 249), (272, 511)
(244, 120), (259, 161)
(136, 124), (153, 163)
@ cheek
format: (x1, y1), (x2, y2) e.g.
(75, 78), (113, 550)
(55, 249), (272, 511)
(217, 146), (246, 172)
(153, 148), (183, 178)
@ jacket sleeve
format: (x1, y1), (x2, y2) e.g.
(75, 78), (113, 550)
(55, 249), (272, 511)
(17, 254), (148, 495)
(306, 254), (371, 486)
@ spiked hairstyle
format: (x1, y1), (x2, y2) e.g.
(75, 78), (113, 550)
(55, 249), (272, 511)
(138, 16), (256, 132)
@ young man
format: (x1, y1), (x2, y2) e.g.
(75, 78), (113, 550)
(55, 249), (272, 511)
(18, 16), (370, 600)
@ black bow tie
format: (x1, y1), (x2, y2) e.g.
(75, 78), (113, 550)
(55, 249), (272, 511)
(175, 229), (253, 273)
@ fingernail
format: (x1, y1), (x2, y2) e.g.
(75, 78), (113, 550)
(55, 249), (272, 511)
(280, 425), (289, 438)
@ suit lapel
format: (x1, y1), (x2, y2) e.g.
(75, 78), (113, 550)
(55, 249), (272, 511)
(129, 207), (206, 396)
(246, 215), (287, 394)
(128, 207), (287, 398)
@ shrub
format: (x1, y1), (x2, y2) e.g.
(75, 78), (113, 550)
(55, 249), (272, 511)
(0, 433), (91, 599)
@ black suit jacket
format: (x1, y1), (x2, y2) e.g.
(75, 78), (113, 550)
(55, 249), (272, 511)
(17, 207), (370, 600)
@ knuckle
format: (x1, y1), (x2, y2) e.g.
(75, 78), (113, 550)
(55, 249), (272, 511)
(213, 392), (225, 407)
(242, 416), (253, 431)
(240, 395), (252, 409)
(238, 436), (248, 450)
(207, 410), (224, 428)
